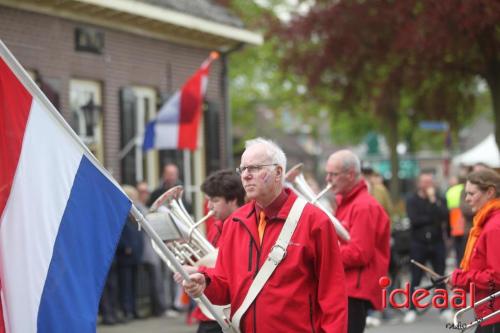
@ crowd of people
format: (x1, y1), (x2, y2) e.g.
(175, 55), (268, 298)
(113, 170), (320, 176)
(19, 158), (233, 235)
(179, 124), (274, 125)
(98, 164), (187, 325)
(100, 137), (500, 333)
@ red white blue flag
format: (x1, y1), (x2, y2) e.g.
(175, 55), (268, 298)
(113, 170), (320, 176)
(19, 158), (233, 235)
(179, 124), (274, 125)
(143, 52), (218, 151)
(0, 40), (131, 333)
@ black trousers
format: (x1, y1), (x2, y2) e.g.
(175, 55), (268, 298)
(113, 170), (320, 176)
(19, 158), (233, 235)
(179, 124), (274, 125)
(100, 264), (119, 321)
(476, 323), (500, 333)
(348, 297), (371, 333)
(409, 241), (446, 310)
(197, 321), (223, 333)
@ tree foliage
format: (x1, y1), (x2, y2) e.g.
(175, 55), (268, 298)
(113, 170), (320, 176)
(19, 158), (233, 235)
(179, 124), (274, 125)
(276, 0), (482, 137)
(227, 0), (378, 152)
(273, 0), (498, 196)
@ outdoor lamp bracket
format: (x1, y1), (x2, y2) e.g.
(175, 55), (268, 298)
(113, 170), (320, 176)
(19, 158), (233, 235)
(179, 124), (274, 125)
(81, 97), (101, 137)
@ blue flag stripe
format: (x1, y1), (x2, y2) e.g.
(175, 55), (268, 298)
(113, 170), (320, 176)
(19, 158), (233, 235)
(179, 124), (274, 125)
(37, 156), (131, 332)
(142, 120), (156, 151)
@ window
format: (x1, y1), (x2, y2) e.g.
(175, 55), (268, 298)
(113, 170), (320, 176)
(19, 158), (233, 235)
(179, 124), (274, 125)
(69, 79), (103, 161)
(120, 86), (159, 186)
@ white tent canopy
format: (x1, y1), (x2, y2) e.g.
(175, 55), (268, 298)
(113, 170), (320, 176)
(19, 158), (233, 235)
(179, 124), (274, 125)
(452, 134), (500, 168)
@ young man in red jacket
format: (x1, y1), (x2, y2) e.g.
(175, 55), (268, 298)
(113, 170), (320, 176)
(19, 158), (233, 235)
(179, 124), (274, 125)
(192, 169), (246, 333)
(181, 137), (347, 333)
(325, 150), (391, 333)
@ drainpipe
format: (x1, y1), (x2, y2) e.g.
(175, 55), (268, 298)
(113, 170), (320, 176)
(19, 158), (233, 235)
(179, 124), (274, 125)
(220, 42), (244, 168)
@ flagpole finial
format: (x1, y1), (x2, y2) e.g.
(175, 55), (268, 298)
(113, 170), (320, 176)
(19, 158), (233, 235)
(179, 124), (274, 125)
(209, 51), (219, 60)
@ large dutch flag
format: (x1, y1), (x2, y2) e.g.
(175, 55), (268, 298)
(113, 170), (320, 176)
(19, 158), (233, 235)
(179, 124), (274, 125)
(143, 52), (218, 151)
(0, 41), (131, 332)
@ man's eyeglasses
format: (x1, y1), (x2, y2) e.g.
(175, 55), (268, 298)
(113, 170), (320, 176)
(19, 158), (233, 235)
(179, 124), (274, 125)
(236, 164), (278, 175)
(326, 171), (344, 178)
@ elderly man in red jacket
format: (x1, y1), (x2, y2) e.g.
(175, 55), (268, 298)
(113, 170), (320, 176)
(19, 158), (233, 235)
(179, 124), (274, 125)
(181, 137), (347, 333)
(325, 150), (391, 333)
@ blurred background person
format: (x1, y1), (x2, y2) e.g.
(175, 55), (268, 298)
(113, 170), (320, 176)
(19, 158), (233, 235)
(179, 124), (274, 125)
(326, 150), (390, 333)
(361, 164), (394, 219)
(148, 163), (185, 317)
(136, 181), (168, 318)
(361, 164), (394, 327)
(117, 185), (145, 321)
(473, 162), (492, 172)
(149, 163), (182, 205)
(404, 172), (450, 324)
(446, 166), (474, 267)
(99, 249), (120, 325)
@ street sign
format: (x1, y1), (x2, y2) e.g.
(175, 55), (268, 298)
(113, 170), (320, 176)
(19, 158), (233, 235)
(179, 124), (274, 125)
(419, 121), (449, 132)
(372, 160), (419, 179)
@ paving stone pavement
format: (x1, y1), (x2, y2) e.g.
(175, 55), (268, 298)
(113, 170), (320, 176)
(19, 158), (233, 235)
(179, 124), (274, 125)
(98, 308), (456, 333)
(98, 314), (196, 333)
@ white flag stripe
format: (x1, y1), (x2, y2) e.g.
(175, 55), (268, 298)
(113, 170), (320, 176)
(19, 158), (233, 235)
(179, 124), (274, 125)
(0, 99), (82, 333)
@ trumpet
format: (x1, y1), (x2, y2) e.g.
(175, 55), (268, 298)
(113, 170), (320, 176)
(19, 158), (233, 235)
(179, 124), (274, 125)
(148, 185), (217, 267)
(146, 185), (230, 324)
(285, 163), (350, 242)
(130, 205), (235, 332)
(453, 290), (500, 331)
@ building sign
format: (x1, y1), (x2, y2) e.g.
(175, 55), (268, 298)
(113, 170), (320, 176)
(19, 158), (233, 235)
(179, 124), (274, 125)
(373, 159), (419, 179)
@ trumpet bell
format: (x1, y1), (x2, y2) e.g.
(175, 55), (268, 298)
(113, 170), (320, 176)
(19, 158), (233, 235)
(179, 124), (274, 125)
(148, 185), (231, 323)
(285, 163), (350, 242)
(150, 185), (184, 212)
(145, 211), (181, 241)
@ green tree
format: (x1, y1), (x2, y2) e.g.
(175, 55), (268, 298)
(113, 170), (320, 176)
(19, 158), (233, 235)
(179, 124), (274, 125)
(274, 0), (483, 197)
(227, 0), (377, 153)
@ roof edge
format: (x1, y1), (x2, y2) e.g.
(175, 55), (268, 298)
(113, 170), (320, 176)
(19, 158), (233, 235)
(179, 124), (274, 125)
(78, 0), (263, 45)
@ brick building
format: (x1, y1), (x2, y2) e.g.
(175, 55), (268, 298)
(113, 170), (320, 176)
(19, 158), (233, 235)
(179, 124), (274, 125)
(0, 0), (261, 216)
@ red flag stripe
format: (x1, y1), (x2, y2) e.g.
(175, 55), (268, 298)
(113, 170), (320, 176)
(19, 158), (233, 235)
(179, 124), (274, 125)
(177, 66), (207, 149)
(0, 58), (33, 219)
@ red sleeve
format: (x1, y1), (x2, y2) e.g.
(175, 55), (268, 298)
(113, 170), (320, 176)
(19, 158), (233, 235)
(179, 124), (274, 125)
(312, 210), (348, 333)
(340, 205), (377, 268)
(452, 227), (500, 290)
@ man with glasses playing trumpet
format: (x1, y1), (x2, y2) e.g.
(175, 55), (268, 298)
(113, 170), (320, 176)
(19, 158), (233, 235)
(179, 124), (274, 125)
(179, 137), (347, 333)
(325, 150), (390, 333)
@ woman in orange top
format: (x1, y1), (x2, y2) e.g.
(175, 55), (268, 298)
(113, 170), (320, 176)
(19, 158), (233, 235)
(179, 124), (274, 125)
(450, 168), (500, 333)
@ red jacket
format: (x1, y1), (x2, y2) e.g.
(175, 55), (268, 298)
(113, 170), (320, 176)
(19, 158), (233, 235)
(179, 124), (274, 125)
(203, 189), (347, 333)
(335, 181), (390, 310)
(452, 209), (500, 327)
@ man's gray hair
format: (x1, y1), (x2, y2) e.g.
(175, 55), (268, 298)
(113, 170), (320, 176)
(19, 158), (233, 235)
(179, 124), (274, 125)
(338, 150), (361, 180)
(245, 137), (287, 181)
